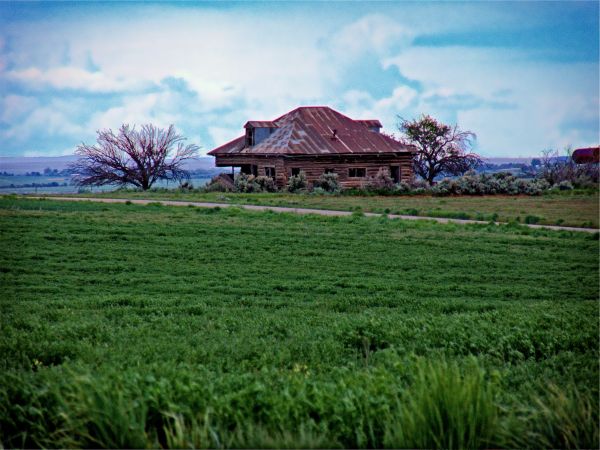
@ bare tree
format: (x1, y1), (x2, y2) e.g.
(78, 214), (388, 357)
(398, 115), (482, 185)
(70, 124), (199, 190)
(538, 147), (598, 187)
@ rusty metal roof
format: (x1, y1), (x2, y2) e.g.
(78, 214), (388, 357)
(208, 106), (414, 156)
(244, 121), (278, 129)
(355, 119), (382, 128)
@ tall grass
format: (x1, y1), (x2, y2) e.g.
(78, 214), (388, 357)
(384, 358), (500, 449)
(3, 358), (597, 448)
(503, 384), (599, 449)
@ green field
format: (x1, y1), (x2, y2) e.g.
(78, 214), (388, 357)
(73, 190), (600, 228)
(1, 197), (598, 448)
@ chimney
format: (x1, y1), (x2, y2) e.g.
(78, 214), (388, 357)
(331, 129), (338, 140)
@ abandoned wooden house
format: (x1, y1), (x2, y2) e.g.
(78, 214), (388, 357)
(207, 106), (415, 189)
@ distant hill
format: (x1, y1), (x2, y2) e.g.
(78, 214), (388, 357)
(483, 157), (533, 165)
(0, 155), (216, 174)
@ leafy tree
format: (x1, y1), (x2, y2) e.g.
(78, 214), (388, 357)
(398, 115), (481, 185)
(71, 124), (199, 190)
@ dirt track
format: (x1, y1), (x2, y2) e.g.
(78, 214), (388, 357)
(32, 196), (599, 233)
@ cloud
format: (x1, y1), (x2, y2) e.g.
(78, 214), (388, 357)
(327, 14), (413, 63)
(5, 66), (151, 93)
(0, 3), (597, 157)
(0, 94), (39, 123)
(383, 46), (599, 154)
(339, 86), (419, 132)
(3, 102), (85, 142)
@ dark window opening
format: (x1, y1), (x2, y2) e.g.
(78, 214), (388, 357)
(324, 168), (335, 174)
(265, 166), (276, 177)
(245, 129), (254, 147)
(390, 166), (400, 183)
(349, 168), (366, 177)
(291, 168), (301, 176)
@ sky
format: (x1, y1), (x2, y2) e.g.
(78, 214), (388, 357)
(0, 1), (598, 158)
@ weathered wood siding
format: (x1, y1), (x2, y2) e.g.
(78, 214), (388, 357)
(214, 153), (414, 189)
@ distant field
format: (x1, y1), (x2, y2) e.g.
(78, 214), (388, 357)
(1, 198), (598, 448)
(0, 176), (211, 194)
(70, 189), (600, 228)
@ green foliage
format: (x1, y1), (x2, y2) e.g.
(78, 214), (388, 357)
(287, 171), (307, 192)
(525, 215), (541, 224)
(364, 168), (395, 192)
(399, 114), (480, 184)
(504, 384), (599, 449)
(312, 172), (340, 193)
(432, 171), (551, 196)
(234, 173), (277, 193)
(384, 358), (500, 449)
(0, 198), (598, 448)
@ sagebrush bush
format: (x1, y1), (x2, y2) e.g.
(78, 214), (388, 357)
(234, 173), (276, 193)
(287, 171), (308, 192)
(430, 171), (553, 196)
(364, 168), (395, 192)
(203, 175), (233, 192)
(234, 173), (256, 193)
(253, 175), (277, 192)
(312, 172), (340, 193)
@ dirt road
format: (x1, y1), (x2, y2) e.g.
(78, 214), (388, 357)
(32, 196), (599, 233)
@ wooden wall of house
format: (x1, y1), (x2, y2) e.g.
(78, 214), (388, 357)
(214, 154), (414, 189)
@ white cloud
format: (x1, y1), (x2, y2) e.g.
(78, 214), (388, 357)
(207, 126), (241, 147)
(328, 14), (413, 63)
(3, 104), (85, 142)
(0, 95), (39, 123)
(5, 66), (150, 93)
(383, 47), (599, 155)
(340, 86), (419, 133)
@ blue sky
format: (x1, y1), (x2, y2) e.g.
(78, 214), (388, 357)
(0, 1), (598, 157)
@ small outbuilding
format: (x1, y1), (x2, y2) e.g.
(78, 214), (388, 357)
(207, 106), (415, 189)
(572, 146), (599, 164)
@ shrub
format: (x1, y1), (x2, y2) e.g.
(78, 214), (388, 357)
(410, 178), (430, 190)
(364, 168), (395, 192)
(203, 176), (233, 193)
(430, 172), (555, 196)
(253, 176), (277, 193)
(537, 147), (599, 188)
(313, 172), (340, 193)
(395, 181), (412, 194)
(178, 181), (194, 191)
(525, 179), (549, 195)
(552, 180), (574, 191)
(287, 171), (307, 193)
(234, 173), (276, 193)
(234, 173), (257, 193)
(431, 178), (454, 196)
